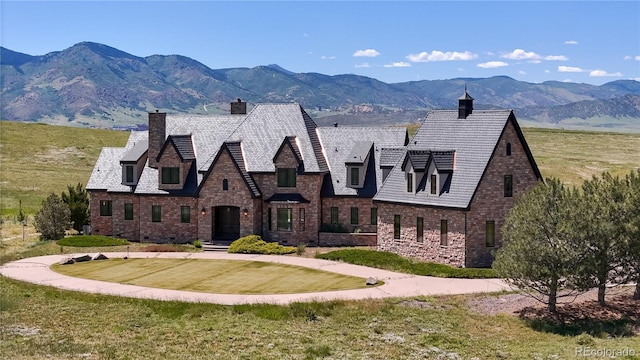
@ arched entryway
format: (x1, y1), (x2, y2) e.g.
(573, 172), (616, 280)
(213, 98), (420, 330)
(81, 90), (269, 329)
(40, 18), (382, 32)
(214, 206), (240, 241)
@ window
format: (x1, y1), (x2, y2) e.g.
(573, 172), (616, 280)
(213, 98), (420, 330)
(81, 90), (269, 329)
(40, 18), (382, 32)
(124, 203), (133, 220)
(181, 206), (190, 223)
(431, 174), (437, 195)
(330, 207), (339, 224)
(417, 217), (424, 242)
(99, 200), (112, 216)
(268, 208), (272, 231)
(350, 167), (359, 186)
(350, 207), (359, 225)
(393, 215), (401, 239)
(370, 207), (377, 225)
(222, 179), (228, 190)
(486, 221), (495, 247)
(407, 173), (413, 192)
(504, 175), (513, 197)
(440, 220), (448, 246)
(299, 208), (305, 231)
(277, 208), (292, 231)
(125, 165), (134, 183)
(161, 167), (180, 184)
(277, 168), (296, 187)
(506, 143), (512, 156)
(152, 205), (161, 222)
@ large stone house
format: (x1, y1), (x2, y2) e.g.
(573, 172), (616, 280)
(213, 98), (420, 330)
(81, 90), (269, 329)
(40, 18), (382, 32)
(87, 93), (541, 267)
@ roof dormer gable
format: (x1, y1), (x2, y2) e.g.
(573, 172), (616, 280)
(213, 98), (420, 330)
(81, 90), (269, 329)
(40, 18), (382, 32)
(156, 134), (195, 163)
(273, 136), (304, 173)
(345, 141), (373, 189)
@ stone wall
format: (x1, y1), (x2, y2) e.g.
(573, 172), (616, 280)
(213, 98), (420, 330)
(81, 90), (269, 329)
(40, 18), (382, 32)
(465, 119), (540, 267)
(377, 202), (466, 267)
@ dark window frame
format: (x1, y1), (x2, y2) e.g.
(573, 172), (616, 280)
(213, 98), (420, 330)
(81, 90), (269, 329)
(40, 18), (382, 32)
(299, 208), (305, 231)
(407, 172), (413, 192)
(506, 143), (512, 156)
(504, 175), (513, 197)
(393, 215), (401, 239)
(99, 200), (112, 217)
(430, 174), (437, 195)
(181, 206), (190, 223)
(350, 167), (359, 186)
(161, 167), (180, 184)
(486, 221), (495, 247)
(124, 203), (133, 221)
(222, 179), (229, 190)
(277, 168), (296, 187)
(152, 205), (161, 222)
(330, 207), (339, 224)
(440, 219), (448, 246)
(417, 217), (424, 242)
(125, 165), (134, 183)
(350, 207), (359, 225)
(277, 208), (293, 231)
(370, 207), (377, 225)
(268, 207), (272, 231)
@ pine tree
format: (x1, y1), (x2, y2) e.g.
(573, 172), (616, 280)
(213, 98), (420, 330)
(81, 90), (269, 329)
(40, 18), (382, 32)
(61, 183), (90, 233)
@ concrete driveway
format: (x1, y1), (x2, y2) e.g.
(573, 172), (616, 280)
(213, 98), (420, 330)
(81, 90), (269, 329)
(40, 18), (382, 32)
(0, 252), (510, 305)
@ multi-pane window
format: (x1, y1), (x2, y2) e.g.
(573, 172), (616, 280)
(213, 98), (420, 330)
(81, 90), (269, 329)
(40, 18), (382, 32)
(277, 208), (292, 231)
(181, 206), (190, 223)
(277, 168), (296, 187)
(350, 167), (359, 186)
(299, 208), (305, 231)
(407, 173), (413, 192)
(417, 217), (424, 242)
(504, 175), (513, 197)
(330, 207), (339, 224)
(440, 220), (448, 246)
(99, 200), (112, 216)
(370, 207), (377, 225)
(152, 205), (161, 222)
(486, 221), (495, 247)
(125, 165), (134, 183)
(393, 215), (401, 239)
(350, 207), (359, 225)
(161, 167), (180, 184)
(124, 203), (133, 220)
(431, 174), (437, 195)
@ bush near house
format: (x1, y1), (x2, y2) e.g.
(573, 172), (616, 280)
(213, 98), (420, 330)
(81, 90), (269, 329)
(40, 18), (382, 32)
(316, 249), (497, 278)
(57, 235), (130, 247)
(228, 235), (296, 255)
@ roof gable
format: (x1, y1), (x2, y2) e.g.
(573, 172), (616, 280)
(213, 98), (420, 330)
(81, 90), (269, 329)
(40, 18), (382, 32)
(157, 135), (195, 162)
(273, 136), (304, 165)
(197, 141), (261, 198)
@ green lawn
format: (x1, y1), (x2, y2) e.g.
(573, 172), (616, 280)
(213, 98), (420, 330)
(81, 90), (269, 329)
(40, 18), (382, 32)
(52, 258), (369, 294)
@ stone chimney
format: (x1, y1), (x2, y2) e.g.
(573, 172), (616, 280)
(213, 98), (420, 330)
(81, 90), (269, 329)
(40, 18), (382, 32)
(148, 110), (166, 168)
(458, 89), (473, 119)
(230, 98), (247, 114)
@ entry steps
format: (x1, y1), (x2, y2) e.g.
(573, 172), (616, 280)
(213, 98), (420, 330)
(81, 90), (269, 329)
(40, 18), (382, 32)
(201, 240), (230, 252)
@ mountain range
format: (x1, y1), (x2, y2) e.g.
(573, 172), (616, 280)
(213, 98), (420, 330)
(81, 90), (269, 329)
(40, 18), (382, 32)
(1, 41), (639, 132)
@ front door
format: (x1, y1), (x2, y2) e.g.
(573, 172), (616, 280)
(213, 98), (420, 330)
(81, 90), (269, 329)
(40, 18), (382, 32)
(214, 206), (240, 241)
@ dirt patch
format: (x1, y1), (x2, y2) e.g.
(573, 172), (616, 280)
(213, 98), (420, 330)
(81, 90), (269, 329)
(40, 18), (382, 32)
(35, 146), (83, 164)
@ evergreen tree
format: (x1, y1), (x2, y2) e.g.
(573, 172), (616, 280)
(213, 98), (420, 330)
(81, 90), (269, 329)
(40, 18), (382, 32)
(34, 193), (71, 240)
(61, 183), (90, 233)
(621, 169), (640, 300)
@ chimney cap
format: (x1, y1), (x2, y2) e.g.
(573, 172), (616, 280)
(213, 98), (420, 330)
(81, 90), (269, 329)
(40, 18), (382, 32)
(237, 98), (242, 102)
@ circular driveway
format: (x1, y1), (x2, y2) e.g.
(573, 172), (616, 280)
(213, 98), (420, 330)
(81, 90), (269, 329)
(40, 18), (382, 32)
(0, 252), (510, 305)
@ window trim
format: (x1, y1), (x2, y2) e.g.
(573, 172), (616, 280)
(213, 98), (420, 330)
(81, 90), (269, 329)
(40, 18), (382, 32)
(180, 206), (191, 224)
(267, 207), (272, 231)
(222, 179), (229, 190)
(407, 172), (413, 193)
(370, 207), (377, 225)
(99, 200), (112, 217)
(506, 143), (512, 156)
(299, 208), (305, 231)
(124, 203), (133, 221)
(417, 217), (424, 242)
(504, 175), (513, 197)
(486, 221), (495, 247)
(440, 219), (448, 246)
(152, 205), (161, 223)
(393, 215), (401, 239)
(330, 207), (339, 224)
(350, 207), (359, 225)
(277, 208), (293, 232)
(277, 168), (296, 187)
(430, 174), (437, 195)
(125, 165), (134, 183)
(350, 167), (360, 186)
(161, 167), (180, 184)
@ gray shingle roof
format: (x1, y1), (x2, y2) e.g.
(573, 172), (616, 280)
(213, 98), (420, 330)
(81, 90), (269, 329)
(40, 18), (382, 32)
(318, 126), (408, 196)
(87, 148), (133, 192)
(223, 141), (261, 198)
(345, 141), (373, 165)
(380, 147), (405, 168)
(225, 104), (328, 173)
(373, 109), (513, 208)
(157, 135), (195, 161)
(120, 139), (148, 163)
(273, 136), (303, 165)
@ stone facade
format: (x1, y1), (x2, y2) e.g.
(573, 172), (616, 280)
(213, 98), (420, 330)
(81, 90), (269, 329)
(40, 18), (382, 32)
(377, 203), (466, 267)
(320, 197), (378, 233)
(319, 232), (376, 247)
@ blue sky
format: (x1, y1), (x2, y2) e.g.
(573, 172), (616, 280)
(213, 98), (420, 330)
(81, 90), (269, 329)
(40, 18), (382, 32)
(2, 1), (639, 85)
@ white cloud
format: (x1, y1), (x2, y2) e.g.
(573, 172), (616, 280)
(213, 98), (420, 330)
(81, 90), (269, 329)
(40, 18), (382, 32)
(477, 61), (508, 68)
(590, 70), (622, 77)
(529, 60), (542, 64)
(544, 55), (568, 61)
(519, 70), (527, 75)
(562, 79), (574, 83)
(321, 55), (336, 60)
(353, 49), (380, 57)
(354, 63), (370, 68)
(501, 49), (540, 60)
(545, 69), (550, 73)
(624, 55), (640, 60)
(558, 66), (585, 73)
(632, 77), (640, 81)
(564, 40), (578, 45)
(384, 62), (411, 68)
(406, 50), (477, 62)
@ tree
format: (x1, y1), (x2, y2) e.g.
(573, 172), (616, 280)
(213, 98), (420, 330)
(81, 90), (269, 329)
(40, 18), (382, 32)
(574, 173), (628, 306)
(61, 183), (90, 233)
(34, 193), (71, 240)
(17, 199), (26, 224)
(621, 169), (640, 300)
(493, 178), (583, 312)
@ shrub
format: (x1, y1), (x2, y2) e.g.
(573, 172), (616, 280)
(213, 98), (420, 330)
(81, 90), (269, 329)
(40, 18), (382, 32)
(193, 240), (203, 249)
(57, 235), (129, 247)
(34, 193), (70, 240)
(296, 243), (306, 256)
(228, 235), (296, 255)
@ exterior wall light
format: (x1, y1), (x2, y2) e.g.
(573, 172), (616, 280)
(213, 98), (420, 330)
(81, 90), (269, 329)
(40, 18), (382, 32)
(201, 207), (206, 216)
(242, 208), (249, 217)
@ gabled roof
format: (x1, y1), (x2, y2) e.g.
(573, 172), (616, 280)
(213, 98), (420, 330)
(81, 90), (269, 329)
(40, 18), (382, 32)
(120, 139), (148, 163)
(88, 131), (148, 192)
(318, 126), (407, 196)
(374, 109), (515, 208)
(273, 136), (303, 165)
(380, 147), (405, 168)
(225, 104), (328, 173)
(432, 151), (455, 171)
(402, 150), (431, 172)
(197, 141), (261, 198)
(134, 162), (199, 196)
(345, 141), (373, 165)
(157, 135), (195, 162)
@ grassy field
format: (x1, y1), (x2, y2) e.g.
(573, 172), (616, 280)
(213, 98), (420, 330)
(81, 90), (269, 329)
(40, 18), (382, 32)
(52, 258), (369, 294)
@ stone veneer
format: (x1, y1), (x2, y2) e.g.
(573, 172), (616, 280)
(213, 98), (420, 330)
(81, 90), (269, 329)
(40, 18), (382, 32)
(319, 232), (376, 246)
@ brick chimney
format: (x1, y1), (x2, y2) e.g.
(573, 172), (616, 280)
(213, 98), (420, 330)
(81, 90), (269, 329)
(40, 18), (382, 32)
(230, 98), (247, 114)
(148, 110), (166, 168)
(458, 89), (473, 119)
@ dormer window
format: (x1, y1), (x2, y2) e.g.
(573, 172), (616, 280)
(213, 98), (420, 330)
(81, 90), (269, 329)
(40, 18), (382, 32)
(430, 174), (437, 195)
(277, 168), (296, 187)
(161, 167), (180, 184)
(350, 167), (359, 186)
(125, 166), (134, 183)
(407, 172), (414, 192)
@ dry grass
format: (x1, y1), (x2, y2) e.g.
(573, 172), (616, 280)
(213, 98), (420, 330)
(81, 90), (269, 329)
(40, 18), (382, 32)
(52, 258), (370, 294)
